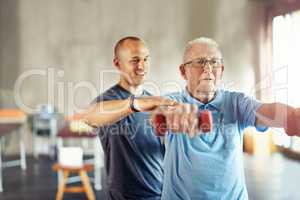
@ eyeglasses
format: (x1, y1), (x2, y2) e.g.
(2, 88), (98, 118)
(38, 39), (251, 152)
(183, 57), (223, 70)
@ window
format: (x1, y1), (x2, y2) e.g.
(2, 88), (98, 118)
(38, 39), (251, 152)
(272, 10), (300, 151)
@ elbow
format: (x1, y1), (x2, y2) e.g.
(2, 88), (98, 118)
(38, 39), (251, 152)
(78, 106), (99, 128)
(82, 114), (99, 129)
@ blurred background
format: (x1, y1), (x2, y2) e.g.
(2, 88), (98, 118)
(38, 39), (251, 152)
(0, 0), (300, 199)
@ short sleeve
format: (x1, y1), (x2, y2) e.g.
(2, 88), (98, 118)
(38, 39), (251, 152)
(236, 93), (268, 132)
(92, 89), (119, 103)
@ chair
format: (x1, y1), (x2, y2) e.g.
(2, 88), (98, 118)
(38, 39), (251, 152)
(52, 163), (95, 200)
(56, 118), (103, 190)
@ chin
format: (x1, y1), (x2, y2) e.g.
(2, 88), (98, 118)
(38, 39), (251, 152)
(198, 83), (215, 92)
(196, 90), (215, 96)
(133, 79), (145, 86)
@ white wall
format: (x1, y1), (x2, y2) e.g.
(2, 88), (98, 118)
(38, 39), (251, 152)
(0, 0), (266, 153)
(1, 0), (266, 112)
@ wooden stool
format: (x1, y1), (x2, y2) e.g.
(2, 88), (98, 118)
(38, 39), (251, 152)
(52, 163), (96, 200)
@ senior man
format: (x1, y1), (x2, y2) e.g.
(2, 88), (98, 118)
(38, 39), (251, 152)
(153, 37), (300, 200)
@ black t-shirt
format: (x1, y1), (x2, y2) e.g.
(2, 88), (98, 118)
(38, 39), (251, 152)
(94, 84), (164, 200)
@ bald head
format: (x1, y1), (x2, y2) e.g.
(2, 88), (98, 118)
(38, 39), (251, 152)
(114, 36), (146, 59)
(112, 36), (150, 88)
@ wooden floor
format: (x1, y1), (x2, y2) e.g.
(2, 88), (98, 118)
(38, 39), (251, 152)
(0, 156), (105, 200)
(244, 153), (300, 200)
(0, 153), (300, 200)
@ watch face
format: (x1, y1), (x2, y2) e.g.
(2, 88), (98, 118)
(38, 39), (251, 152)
(133, 96), (141, 112)
(130, 95), (140, 112)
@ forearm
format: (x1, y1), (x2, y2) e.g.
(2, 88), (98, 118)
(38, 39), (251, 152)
(84, 98), (132, 127)
(84, 96), (177, 128)
(256, 103), (300, 135)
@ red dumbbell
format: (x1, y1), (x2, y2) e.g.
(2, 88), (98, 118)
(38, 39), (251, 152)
(153, 110), (213, 136)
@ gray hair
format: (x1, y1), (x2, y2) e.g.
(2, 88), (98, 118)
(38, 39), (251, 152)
(183, 37), (222, 62)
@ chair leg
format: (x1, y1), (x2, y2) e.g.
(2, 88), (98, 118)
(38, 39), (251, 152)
(94, 138), (102, 190)
(80, 170), (95, 200)
(56, 170), (69, 200)
(19, 125), (27, 170)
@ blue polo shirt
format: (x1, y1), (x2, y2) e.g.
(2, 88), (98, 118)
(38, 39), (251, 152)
(162, 89), (267, 200)
(94, 84), (165, 200)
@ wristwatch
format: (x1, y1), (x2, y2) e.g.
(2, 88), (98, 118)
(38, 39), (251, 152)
(130, 95), (140, 112)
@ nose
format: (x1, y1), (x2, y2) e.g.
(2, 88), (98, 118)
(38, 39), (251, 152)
(202, 61), (213, 73)
(137, 60), (146, 69)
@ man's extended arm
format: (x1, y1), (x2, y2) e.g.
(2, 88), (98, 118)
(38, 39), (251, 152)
(256, 103), (300, 136)
(83, 96), (176, 128)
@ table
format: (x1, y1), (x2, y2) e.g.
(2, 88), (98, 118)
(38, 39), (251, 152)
(0, 109), (27, 192)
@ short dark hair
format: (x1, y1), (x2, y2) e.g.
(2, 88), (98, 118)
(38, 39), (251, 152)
(114, 36), (144, 58)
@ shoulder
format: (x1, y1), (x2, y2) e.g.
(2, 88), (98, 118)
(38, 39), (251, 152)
(221, 90), (250, 102)
(92, 85), (122, 103)
(221, 90), (243, 98)
(221, 89), (261, 110)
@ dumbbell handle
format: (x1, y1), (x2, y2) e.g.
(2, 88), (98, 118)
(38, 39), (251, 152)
(153, 110), (213, 136)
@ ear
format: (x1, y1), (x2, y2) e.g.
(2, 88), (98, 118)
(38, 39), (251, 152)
(220, 64), (224, 78)
(179, 64), (187, 80)
(113, 58), (120, 70)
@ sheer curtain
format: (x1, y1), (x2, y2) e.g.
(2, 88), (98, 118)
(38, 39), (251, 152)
(272, 10), (300, 150)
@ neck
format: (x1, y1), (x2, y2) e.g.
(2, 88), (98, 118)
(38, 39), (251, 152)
(187, 88), (216, 104)
(118, 79), (140, 95)
(197, 93), (215, 103)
